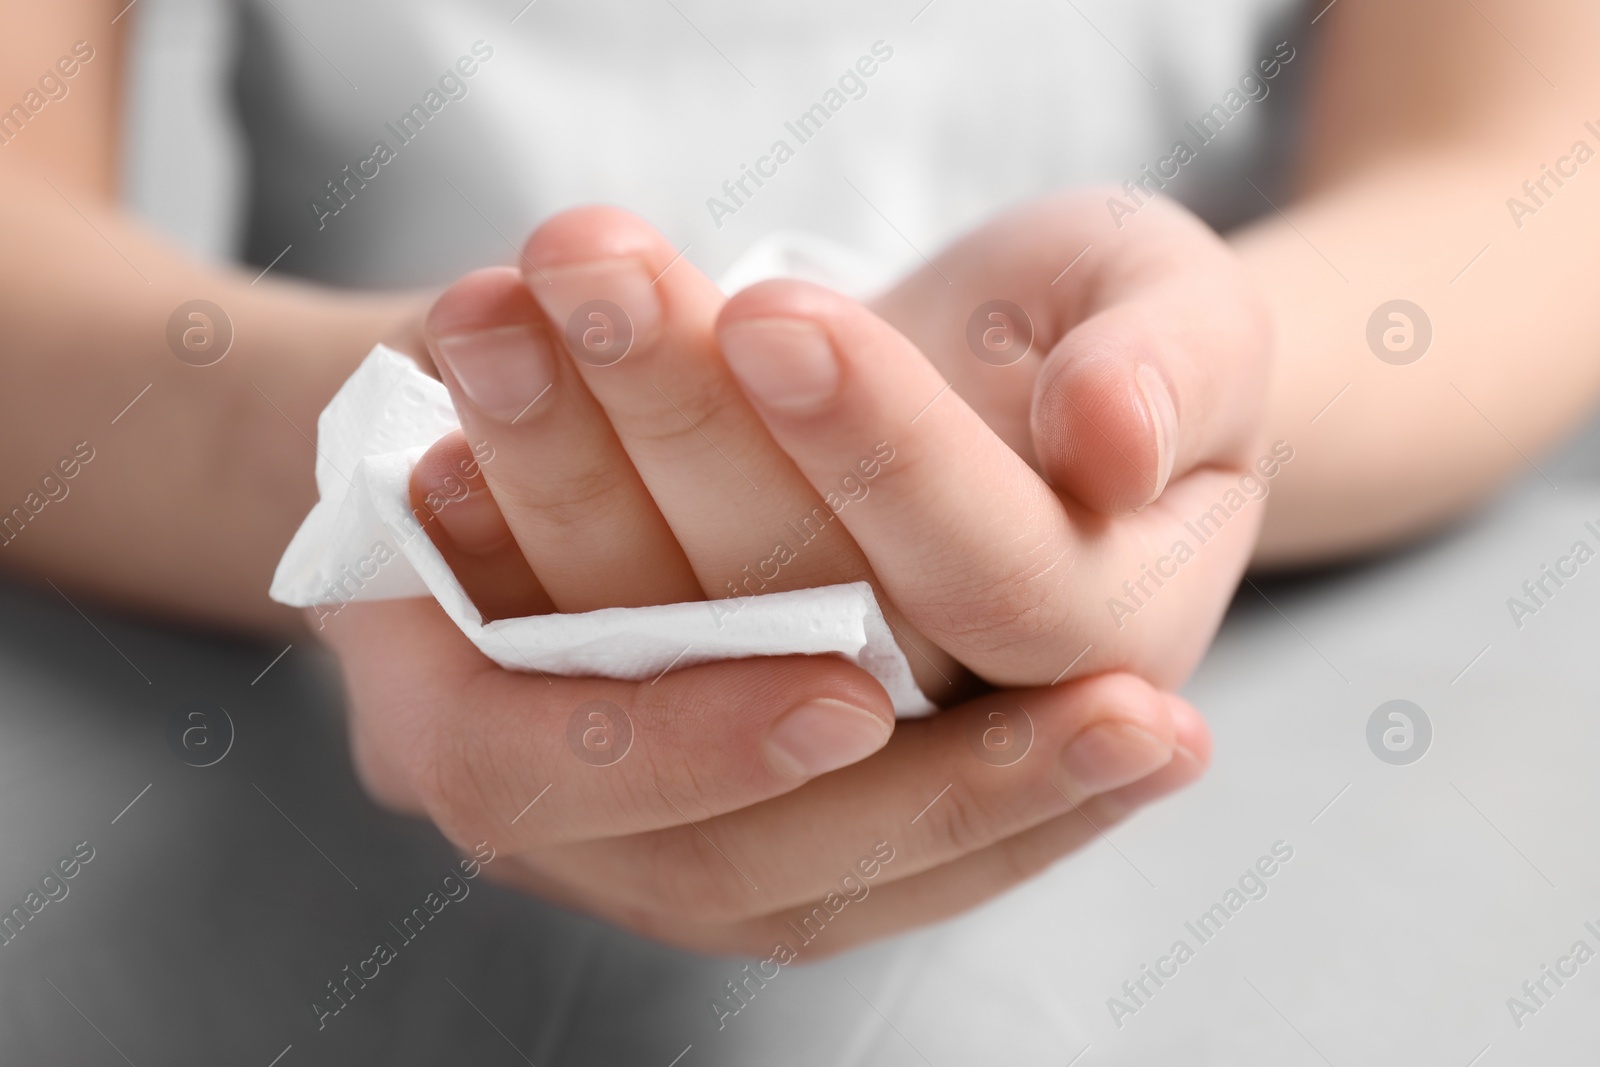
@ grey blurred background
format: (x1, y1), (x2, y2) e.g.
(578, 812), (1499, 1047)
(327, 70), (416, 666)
(2, 0), (1597, 1063)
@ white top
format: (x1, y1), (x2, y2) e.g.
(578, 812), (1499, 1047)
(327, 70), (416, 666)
(124, 0), (1305, 285)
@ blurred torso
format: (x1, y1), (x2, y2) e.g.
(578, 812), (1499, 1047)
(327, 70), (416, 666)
(207, 0), (1306, 285)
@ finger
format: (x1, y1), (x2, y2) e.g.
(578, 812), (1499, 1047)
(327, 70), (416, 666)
(516, 206), (879, 601)
(518, 206), (968, 700)
(1028, 200), (1272, 511)
(882, 190), (1272, 513)
(319, 597), (897, 853)
(408, 430), (552, 622)
(669, 699), (1208, 956)
(530, 671), (1195, 924)
(424, 266), (700, 611)
(714, 695), (1209, 955)
(716, 279), (1086, 684)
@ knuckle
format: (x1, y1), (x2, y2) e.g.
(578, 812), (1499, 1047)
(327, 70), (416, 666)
(489, 458), (637, 531)
(861, 439), (930, 500)
(414, 724), (507, 852)
(637, 828), (762, 924)
(990, 826), (1050, 886)
(642, 748), (717, 816)
(620, 691), (724, 813)
(917, 541), (1072, 663)
(916, 782), (1002, 857)
(617, 377), (743, 455)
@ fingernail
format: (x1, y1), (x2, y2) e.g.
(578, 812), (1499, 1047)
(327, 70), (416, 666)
(1057, 722), (1173, 805)
(1170, 744), (1203, 780)
(428, 486), (514, 556)
(529, 259), (662, 364)
(764, 699), (890, 780)
(719, 319), (840, 412)
(1136, 363), (1177, 501)
(433, 324), (555, 424)
(1092, 742), (1206, 822)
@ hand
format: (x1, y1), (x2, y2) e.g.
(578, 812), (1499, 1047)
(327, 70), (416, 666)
(320, 595), (1206, 955)
(722, 189), (1275, 690)
(410, 193), (1273, 697)
(310, 198), (1236, 954)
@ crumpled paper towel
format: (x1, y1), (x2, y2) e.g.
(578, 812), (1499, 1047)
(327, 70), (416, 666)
(269, 344), (935, 716)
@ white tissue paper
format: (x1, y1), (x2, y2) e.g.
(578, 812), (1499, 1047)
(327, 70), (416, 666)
(269, 345), (935, 716)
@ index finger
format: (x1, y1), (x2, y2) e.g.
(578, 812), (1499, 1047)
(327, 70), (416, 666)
(319, 597), (897, 853)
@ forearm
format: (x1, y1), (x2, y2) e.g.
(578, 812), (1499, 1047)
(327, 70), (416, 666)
(1237, 0), (1600, 566)
(0, 161), (423, 631)
(1239, 143), (1600, 565)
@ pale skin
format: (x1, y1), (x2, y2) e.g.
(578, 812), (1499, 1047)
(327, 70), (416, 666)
(2, 0), (1597, 955)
